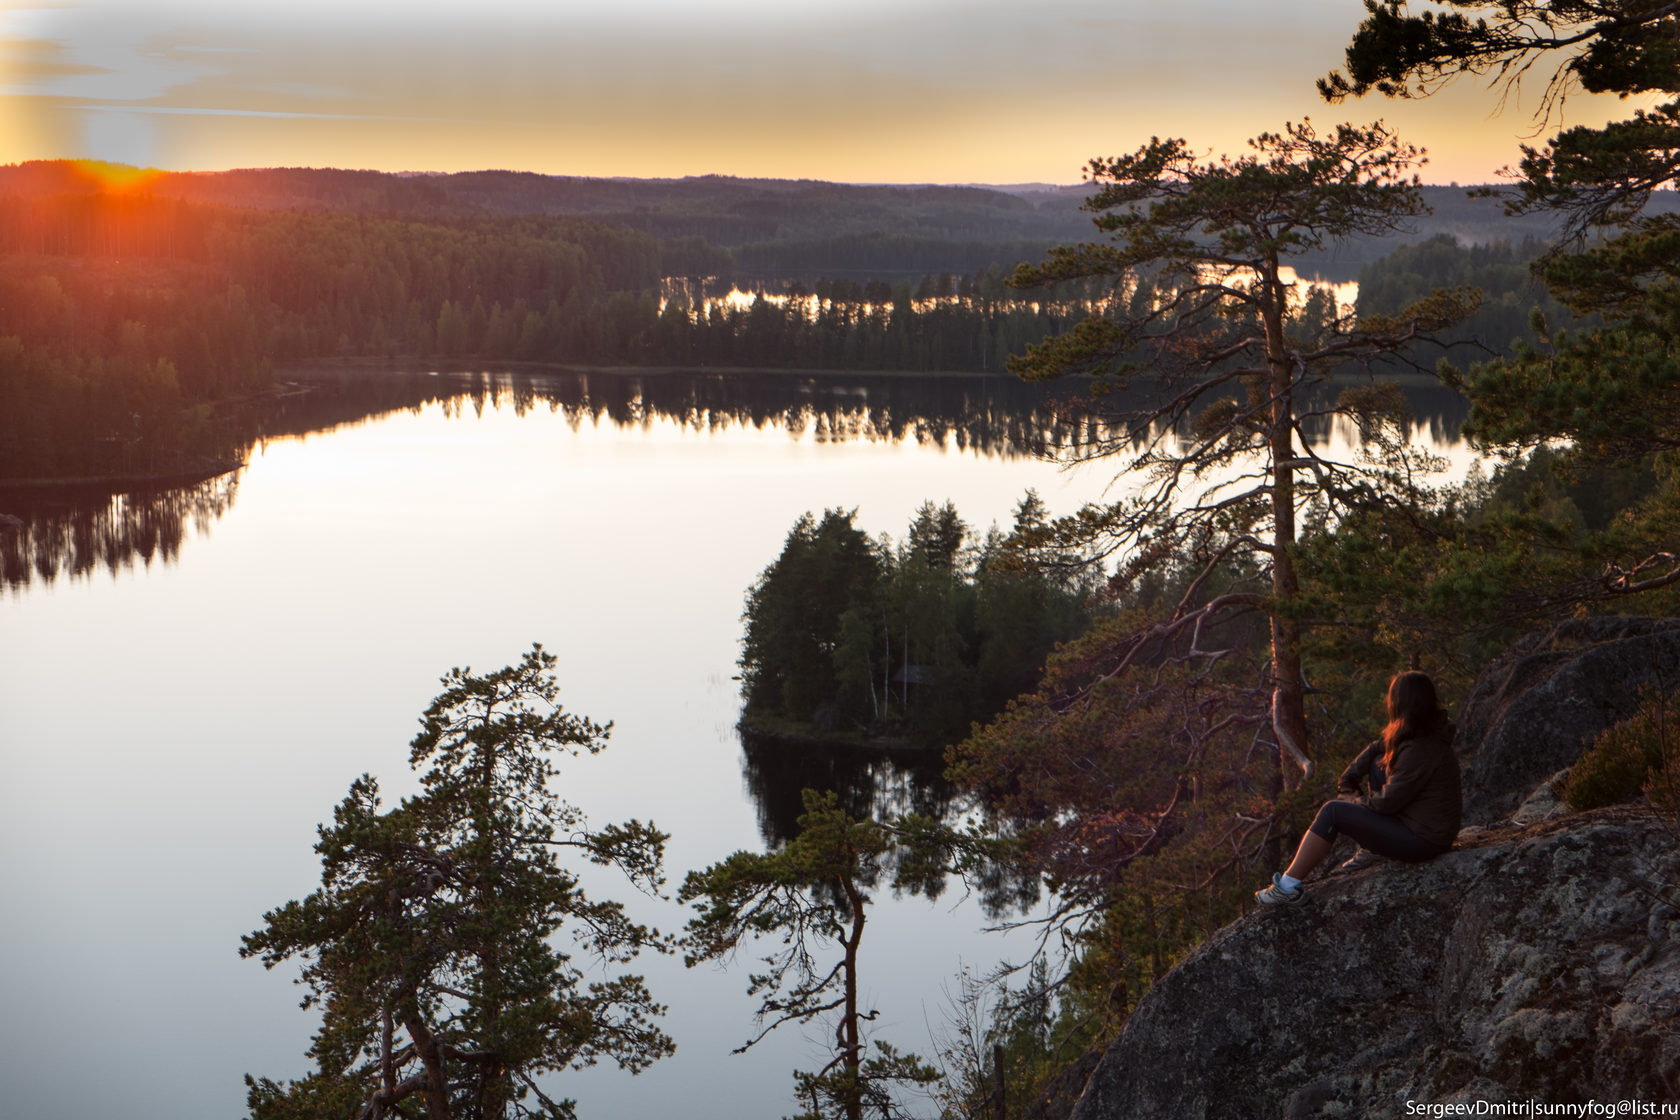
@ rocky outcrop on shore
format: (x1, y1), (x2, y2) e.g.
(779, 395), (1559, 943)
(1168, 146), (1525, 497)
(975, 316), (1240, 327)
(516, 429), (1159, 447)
(1069, 807), (1679, 1120)
(1062, 617), (1680, 1120)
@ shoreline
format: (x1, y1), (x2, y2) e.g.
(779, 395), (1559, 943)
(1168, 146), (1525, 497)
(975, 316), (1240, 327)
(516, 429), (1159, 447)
(275, 356), (1033, 381)
(0, 459), (243, 498)
(0, 360), (1456, 496)
(737, 713), (930, 756)
(278, 356), (1451, 388)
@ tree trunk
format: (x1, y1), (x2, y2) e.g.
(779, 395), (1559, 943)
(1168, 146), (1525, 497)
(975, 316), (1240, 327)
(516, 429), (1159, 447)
(841, 875), (866, 1120)
(403, 1009), (452, 1120)
(476, 726), (508, 1120)
(377, 1005), (395, 1120)
(1261, 258), (1311, 791)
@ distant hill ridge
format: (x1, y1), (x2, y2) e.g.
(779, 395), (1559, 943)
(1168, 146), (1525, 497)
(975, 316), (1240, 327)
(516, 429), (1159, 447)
(2, 160), (1675, 281)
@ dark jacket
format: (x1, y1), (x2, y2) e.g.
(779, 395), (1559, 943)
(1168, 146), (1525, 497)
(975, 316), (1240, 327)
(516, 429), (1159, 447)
(1338, 740), (1385, 796)
(1342, 726), (1462, 850)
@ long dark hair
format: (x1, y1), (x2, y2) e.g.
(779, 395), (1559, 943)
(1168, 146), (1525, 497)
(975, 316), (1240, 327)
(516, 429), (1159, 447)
(1382, 671), (1447, 770)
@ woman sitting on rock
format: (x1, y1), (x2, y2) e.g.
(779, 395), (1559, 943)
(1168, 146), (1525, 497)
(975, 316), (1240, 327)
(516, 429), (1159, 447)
(1255, 670), (1462, 905)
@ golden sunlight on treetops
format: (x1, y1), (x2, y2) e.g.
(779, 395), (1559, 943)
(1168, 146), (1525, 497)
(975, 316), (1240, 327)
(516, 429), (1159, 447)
(65, 159), (164, 193)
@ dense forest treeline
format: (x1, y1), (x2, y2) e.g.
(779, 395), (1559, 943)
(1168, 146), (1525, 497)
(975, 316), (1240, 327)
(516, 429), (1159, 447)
(0, 160), (1094, 283)
(9, 160), (1662, 275)
(0, 159), (1625, 484)
(740, 496), (1102, 751)
(0, 175), (1086, 367)
(0, 174), (1103, 479)
(0, 258), (267, 479)
(1357, 234), (1593, 358)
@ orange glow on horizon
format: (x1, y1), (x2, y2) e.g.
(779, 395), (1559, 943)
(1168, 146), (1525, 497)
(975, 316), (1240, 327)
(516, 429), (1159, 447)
(66, 159), (164, 195)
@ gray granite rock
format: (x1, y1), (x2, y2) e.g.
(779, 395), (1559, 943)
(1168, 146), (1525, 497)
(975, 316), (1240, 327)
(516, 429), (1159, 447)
(1068, 807), (1680, 1120)
(1456, 617), (1680, 824)
(1509, 769), (1571, 826)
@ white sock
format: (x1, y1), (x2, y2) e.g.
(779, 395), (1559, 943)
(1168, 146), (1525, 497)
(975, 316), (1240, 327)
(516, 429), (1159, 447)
(1279, 873), (1302, 891)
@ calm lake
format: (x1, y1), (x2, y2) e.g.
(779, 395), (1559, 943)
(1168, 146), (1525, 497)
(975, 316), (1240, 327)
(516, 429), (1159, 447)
(0, 368), (1469, 1120)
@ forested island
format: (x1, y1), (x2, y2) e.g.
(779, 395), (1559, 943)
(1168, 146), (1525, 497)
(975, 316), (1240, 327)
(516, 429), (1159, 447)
(737, 496), (1102, 751)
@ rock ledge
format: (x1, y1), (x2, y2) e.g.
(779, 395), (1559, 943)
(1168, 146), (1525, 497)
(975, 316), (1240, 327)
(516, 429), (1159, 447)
(1069, 807), (1680, 1120)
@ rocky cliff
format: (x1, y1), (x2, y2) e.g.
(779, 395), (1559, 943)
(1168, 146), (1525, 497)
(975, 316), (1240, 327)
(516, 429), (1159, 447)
(1066, 618), (1680, 1120)
(1456, 616), (1680, 825)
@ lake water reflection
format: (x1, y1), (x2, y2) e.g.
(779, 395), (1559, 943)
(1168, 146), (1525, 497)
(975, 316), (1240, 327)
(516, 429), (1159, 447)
(2, 366), (1113, 591)
(0, 369), (1468, 1120)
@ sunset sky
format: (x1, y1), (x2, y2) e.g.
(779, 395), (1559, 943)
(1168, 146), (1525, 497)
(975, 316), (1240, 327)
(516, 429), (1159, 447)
(0, 0), (1652, 185)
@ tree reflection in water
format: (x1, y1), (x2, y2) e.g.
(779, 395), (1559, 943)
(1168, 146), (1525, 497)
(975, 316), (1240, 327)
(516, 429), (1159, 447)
(0, 472), (239, 591)
(738, 731), (1048, 917)
(737, 730), (976, 909)
(0, 366), (1468, 912)
(739, 730), (954, 849)
(266, 365), (1105, 460)
(0, 366), (1467, 601)
(0, 367), (1121, 592)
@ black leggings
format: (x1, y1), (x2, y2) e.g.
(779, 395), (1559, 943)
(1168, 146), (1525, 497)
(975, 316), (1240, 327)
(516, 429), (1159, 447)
(1306, 800), (1445, 863)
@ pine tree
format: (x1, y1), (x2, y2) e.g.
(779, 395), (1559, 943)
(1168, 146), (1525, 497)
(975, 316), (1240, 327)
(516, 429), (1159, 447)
(242, 646), (673, 1120)
(1004, 119), (1471, 789)
(679, 790), (945, 1120)
(1324, 0), (1680, 596)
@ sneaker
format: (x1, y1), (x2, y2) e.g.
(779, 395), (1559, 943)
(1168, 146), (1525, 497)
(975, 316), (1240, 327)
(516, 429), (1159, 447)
(1254, 872), (1304, 906)
(1339, 847), (1387, 873)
